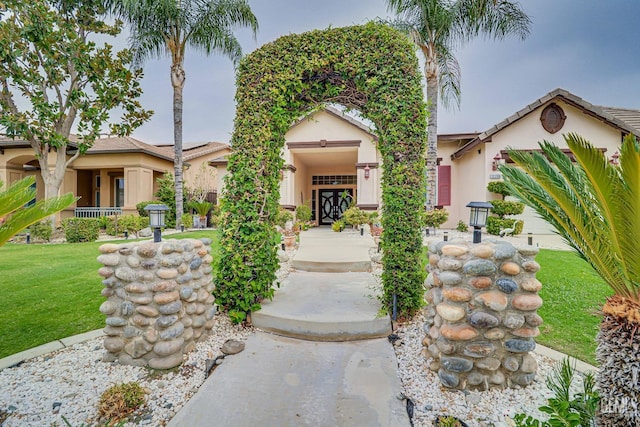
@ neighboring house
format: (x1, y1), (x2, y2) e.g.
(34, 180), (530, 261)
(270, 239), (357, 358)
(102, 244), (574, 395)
(0, 135), (230, 223)
(213, 89), (640, 233)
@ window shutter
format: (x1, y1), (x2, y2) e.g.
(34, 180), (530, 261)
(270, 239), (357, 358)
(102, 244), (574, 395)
(437, 165), (451, 206)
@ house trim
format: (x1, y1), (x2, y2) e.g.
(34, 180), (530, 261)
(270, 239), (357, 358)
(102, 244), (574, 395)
(287, 139), (361, 149)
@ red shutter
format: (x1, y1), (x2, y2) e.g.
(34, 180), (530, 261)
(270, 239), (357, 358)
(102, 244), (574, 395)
(437, 165), (451, 206)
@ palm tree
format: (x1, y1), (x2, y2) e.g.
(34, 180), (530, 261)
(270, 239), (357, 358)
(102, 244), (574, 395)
(0, 176), (75, 246)
(110, 0), (258, 227)
(500, 133), (640, 426)
(386, 0), (530, 210)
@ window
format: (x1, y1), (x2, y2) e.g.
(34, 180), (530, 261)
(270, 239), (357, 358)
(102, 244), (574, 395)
(312, 175), (357, 185)
(114, 178), (124, 207)
(26, 181), (36, 207)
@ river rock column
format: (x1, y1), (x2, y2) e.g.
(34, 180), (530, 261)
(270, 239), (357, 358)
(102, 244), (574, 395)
(97, 238), (216, 369)
(423, 240), (543, 390)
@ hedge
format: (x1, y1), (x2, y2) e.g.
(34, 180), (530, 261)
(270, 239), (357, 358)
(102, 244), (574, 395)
(487, 216), (523, 236)
(217, 22), (427, 321)
(62, 218), (100, 243)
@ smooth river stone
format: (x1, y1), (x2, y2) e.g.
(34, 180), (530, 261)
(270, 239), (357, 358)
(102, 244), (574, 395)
(494, 244), (516, 259)
(120, 301), (135, 316)
(99, 301), (118, 315)
(467, 372), (485, 386)
(520, 354), (538, 373)
(441, 357), (473, 373)
(161, 255), (184, 268)
(503, 356), (520, 372)
(438, 369), (460, 388)
(103, 337), (125, 353)
(436, 337), (456, 354)
(512, 294), (543, 311)
(128, 294), (153, 305)
(503, 312), (525, 329)
(470, 245), (494, 259)
(154, 291), (180, 305)
(97, 254), (119, 267)
(429, 254), (440, 267)
(484, 328), (505, 340)
(512, 327), (540, 338)
(522, 260), (541, 272)
(159, 322), (185, 340)
(469, 312), (500, 328)
(521, 278), (542, 292)
(153, 280), (178, 292)
(190, 257), (203, 270)
(525, 313), (544, 327)
(158, 300), (182, 315)
(202, 255), (213, 265)
(141, 260), (158, 270)
(463, 259), (497, 276)
(136, 271), (155, 283)
(136, 305), (159, 317)
(157, 268), (179, 279)
(156, 315), (179, 328)
(153, 338), (185, 357)
(496, 278), (518, 294)
(436, 304), (466, 322)
(182, 240), (196, 251)
(442, 245), (468, 257)
(463, 342), (496, 358)
(476, 358), (501, 371)
(476, 291), (508, 311)
(125, 282), (148, 294)
(517, 245), (540, 256)
(126, 256), (140, 268)
(99, 243), (119, 254)
(426, 288), (442, 305)
(124, 337), (152, 358)
(505, 338), (536, 353)
(101, 288), (114, 297)
(136, 243), (157, 258)
(512, 373), (536, 386)
(468, 277), (492, 289)
(179, 286), (194, 300)
(442, 287), (473, 302)
(438, 258), (463, 271)
(118, 245), (133, 255)
(106, 317), (127, 327)
(115, 267), (136, 282)
(441, 324), (479, 341)
(500, 262), (521, 276)
(149, 353), (184, 370)
(438, 271), (462, 286)
(132, 314), (153, 327)
(98, 267), (114, 278)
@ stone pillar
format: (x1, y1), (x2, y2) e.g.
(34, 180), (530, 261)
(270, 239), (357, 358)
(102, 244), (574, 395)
(424, 240), (543, 390)
(97, 238), (216, 369)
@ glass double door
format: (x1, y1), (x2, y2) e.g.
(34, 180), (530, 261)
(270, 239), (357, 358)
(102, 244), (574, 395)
(319, 189), (353, 225)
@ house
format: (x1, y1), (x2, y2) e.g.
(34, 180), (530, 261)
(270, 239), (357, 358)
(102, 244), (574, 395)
(0, 135), (231, 223)
(213, 88), (640, 233)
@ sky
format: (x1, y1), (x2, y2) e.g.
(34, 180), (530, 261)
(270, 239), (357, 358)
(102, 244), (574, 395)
(118, 0), (640, 145)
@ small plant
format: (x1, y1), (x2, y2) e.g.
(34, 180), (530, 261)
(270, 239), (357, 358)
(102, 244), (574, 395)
(332, 219), (345, 232)
(513, 358), (599, 427)
(424, 208), (449, 228)
(180, 213), (193, 229)
(434, 415), (467, 426)
(295, 203), (312, 223)
(367, 211), (380, 226)
(98, 382), (146, 423)
(275, 208), (294, 228)
(29, 220), (53, 242)
(343, 206), (369, 228)
(188, 200), (213, 218)
(455, 220), (468, 233)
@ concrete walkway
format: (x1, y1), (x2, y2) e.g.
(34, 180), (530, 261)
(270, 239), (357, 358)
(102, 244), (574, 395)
(168, 227), (408, 426)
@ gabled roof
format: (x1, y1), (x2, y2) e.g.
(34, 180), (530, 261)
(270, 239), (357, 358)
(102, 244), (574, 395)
(289, 105), (379, 140)
(452, 88), (640, 160)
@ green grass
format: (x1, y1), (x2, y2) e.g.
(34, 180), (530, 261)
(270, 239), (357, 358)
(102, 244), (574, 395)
(536, 249), (611, 366)
(0, 230), (218, 359)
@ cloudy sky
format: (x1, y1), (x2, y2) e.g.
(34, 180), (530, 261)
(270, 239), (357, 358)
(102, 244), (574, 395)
(121, 0), (640, 145)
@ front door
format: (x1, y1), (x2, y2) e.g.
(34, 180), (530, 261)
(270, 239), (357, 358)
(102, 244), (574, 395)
(320, 189), (353, 225)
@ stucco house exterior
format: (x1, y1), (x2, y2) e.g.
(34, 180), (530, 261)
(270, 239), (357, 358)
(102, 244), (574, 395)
(213, 88), (640, 233)
(0, 135), (230, 223)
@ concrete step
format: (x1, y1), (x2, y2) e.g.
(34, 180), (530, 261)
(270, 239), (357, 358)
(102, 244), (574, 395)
(252, 272), (392, 341)
(292, 229), (374, 272)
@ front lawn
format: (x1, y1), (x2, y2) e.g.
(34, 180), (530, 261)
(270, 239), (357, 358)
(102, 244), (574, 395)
(0, 230), (218, 359)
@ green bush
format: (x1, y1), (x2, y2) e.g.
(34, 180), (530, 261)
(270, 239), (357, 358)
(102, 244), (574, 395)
(181, 213), (193, 229)
(62, 218), (100, 243)
(332, 219), (345, 232)
(343, 206), (368, 227)
(29, 221), (53, 242)
(154, 173), (186, 228)
(295, 204), (312, 223)
(275, 208), (294, 227)
(136, 201), (155, 217)
(456, 220), (468, 233)
(424, 208), (449, 228)
(367, 211), (380, 226)
(486, 216), (523, 236)
(487, 181), (511, 199)
(106, 215), (148, 237)
(490, 199), (525, 217)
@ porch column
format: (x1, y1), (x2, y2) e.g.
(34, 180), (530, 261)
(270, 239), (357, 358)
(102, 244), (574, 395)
(279, 164), (296, 209)
(356, 162), (379, 210)
(124, 167), (155, 212)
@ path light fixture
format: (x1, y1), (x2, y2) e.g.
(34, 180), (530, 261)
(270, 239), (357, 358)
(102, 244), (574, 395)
(466, 201), (493, 244)
(144, 204), (169, 243)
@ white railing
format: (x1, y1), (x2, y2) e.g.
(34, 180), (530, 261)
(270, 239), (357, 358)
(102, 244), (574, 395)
(74, 207), (123, 218)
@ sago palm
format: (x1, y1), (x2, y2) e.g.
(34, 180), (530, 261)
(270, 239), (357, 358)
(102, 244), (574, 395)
(0, 176), (75, 246)
(110, 0), (258, 226)
(500, 133), (640, 426)
(386, 0), (530, 210)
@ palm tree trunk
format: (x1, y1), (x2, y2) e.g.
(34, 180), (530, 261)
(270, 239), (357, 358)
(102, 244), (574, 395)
(425, 65), (438, 212)
(595, 297), (640, 426)
(172, 63), (185, 228)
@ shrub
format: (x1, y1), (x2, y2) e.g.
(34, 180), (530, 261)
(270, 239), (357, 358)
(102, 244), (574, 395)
(486, 216), (523, 236)
(342, 206), (368, 227)
(105, 215), (149, 237)
(136, 201), (155, 217)
(275, 208), (294, 227)
(456, 220), (468, 233)
(367, 211), (380, 226)
(181, 213), (193, 229)
(424, 208), (449, 228)
(332, 219), (345, 232)
(62, 218), (100, 243)
(295, 204), (312, 223)
(490, 200), (525, 217)
(154, 173), (186, 228)
(98, 382), (146, 423)
(487, 181), (511, 199)
(29, 221), (53, 242)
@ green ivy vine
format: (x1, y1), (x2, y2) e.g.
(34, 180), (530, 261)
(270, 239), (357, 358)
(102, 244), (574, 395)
(216, 22), (427, 322)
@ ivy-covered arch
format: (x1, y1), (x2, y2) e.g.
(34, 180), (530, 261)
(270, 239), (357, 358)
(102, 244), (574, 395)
(216, 22), (427, 322)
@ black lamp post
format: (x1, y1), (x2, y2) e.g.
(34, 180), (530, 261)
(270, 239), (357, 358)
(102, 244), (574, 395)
(466, 201), (493, 244)
(144, 204), (169, 243)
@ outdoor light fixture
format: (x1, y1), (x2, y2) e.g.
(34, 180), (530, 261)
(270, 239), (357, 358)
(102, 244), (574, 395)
(610, 151), (620, 166)
(364, 164), (370, 179)
(144, 203), (169, 243)
(492, 153), (502, 171)
(466, 201), (493, 244)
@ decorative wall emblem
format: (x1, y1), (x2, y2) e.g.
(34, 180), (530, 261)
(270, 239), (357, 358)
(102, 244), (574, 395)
(540, 103), (566, 134)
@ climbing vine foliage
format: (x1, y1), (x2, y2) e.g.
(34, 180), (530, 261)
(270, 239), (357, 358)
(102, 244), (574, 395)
(216, 23), (427, 322)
